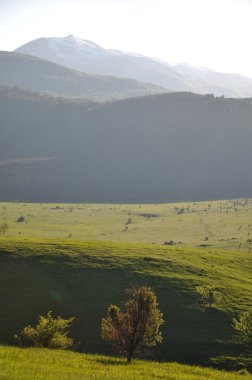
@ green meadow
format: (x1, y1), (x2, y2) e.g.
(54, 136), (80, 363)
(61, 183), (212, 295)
(0, 199), (251, 374)
(1, 198), (252, 250)
(0, 346), (251, 380)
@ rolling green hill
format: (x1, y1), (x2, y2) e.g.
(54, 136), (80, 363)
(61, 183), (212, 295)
(1, 89), (252, 202)
(0, 346), (251, 380)
(0, 238), (251, 369)
(0, 51), (166, 100)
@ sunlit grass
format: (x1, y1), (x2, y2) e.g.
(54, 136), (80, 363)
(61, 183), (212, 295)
(1, 198), (252, 251)
(0, 346), (251, 380)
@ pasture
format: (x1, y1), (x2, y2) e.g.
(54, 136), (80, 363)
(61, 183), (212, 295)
(1, 198), (252, 251)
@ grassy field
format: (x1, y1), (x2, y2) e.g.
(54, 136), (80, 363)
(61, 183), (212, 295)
(0, 238), (251, 370)
(0, 199), (251, 372)
(1, 199), (252, 251)
(0, 346), (251, 380)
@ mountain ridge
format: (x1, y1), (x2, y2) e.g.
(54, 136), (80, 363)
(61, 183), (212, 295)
(0, 50), (166, 100)
(15, 35), (252, 97)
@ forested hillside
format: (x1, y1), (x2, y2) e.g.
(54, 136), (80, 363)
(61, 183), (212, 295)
(1, 87), (252, 202)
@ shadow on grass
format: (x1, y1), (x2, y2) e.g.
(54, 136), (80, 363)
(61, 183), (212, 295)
(94, 357), (128, 366)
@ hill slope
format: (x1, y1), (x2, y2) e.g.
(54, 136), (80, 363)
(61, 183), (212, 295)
(15, 35), (252, 97)
(0, 88), (252, 202)
(0, 239), (251, 368)
(0, 347), (251, 380)
(0, 51), (166, 100)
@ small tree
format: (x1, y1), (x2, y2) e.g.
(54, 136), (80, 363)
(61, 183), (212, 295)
(101, 285), (164, 363)
(15, 311), (75, 349)
(0, 222), (8, 236)
(232, 310), (252, 345)
(195, 285), (223, 310)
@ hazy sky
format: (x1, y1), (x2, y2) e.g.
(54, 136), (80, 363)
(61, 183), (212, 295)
(1, 0), (252, 77)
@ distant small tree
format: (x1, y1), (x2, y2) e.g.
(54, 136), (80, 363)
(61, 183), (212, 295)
(15, 311), (75, 349)
(232, 310), (252, 345)
(16, 216), (25, 223)
(177, 208), (185, 215)
(195, 285), (223, 310)
(0, 222), (8, 236)
(101, 285), (164, 363)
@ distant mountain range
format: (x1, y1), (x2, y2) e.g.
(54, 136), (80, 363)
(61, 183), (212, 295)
(1, 86), (252, 203)
(0, 51), (165, 100)
(15, 35), (252, 98)
(1, 36), (252, 202)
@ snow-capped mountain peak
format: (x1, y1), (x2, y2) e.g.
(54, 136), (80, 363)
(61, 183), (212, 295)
(55, 35), (104, 50)
(15, 36), (252, 97)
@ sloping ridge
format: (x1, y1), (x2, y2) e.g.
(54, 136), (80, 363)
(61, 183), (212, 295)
(0, 51), (166, 100)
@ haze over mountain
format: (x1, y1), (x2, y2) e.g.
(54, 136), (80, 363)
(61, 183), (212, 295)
(1, 85), (252, 203)
(0, 51), (166, 100)
(15, 35), (252, 98)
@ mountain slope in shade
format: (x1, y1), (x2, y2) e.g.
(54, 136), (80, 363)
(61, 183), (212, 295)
(0, 51), (166, 100)
(0, 86), (252, 203)
(15, 35), (252, 97)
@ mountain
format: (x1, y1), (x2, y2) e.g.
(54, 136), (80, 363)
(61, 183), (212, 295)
(0, 85), (252, 203)
(15, 35), (252, 98)
(0, 51), (166, 100)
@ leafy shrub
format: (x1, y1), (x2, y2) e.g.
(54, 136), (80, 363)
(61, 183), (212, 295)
(232, 310), (252, 344)
(195, 285), (223, 310)
(15, 311), (75, 349)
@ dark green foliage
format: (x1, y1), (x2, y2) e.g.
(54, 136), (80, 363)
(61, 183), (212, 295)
(15, 311), (75, 349)
(16, 216), (25, 223)
(101, 286), (164, 362)
(232, 310), (252, 344)
(164, 240), (175, 246)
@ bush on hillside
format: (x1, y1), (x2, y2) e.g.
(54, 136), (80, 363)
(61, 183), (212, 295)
(232, 310), (252, 344)
(15, 311), (75, 349)
(195, 285), (223, 310)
